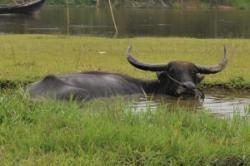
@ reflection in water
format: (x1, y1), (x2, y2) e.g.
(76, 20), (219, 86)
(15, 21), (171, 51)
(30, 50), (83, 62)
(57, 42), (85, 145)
(203, 90), (250, 118)
(2, 6), (250, 37)
(204, 96), (250, 118)
(0, 14), (38, 34)
(129, 90), (250, 118)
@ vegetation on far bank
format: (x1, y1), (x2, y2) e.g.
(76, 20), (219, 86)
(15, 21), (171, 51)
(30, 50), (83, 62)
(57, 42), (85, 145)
(1, 0), (250, 9)
(0, 89), (248, 165)
(0, 35), (250, 89)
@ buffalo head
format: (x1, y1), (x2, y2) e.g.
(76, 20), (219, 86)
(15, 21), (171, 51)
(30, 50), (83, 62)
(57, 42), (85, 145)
(127, 46), (228, 99)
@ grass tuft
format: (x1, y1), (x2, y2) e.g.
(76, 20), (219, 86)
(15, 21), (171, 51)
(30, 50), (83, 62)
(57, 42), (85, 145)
(0, 90), (249, 165)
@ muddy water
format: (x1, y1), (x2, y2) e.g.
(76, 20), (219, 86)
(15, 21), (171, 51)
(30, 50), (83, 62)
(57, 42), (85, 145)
(129, 90), (250, 118)
(2, 6), (250, 38)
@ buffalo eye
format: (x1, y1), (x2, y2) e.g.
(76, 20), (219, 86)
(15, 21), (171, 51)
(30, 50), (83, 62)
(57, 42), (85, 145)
(156, 71), (168, 81)
(196, 73), (205, 84)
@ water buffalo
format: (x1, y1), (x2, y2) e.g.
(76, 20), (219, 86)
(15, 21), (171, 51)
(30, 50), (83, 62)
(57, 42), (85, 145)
(27, 46), (228, 101)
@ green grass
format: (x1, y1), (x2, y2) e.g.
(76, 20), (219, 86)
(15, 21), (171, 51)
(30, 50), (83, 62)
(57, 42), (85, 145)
(0, 35), (249, 165)
(0, 35), (250, 88)
(0, 89), (249, 165)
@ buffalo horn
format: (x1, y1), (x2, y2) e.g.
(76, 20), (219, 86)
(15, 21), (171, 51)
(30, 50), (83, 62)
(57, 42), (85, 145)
(127, 46), (169, 71)
(196, 46), (228, 74)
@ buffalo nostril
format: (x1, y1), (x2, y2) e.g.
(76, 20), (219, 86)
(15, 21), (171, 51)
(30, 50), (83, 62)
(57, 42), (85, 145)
(182, 81), (196, 90)
(176, 86), (185, 95)
(194, 89), (205, 99)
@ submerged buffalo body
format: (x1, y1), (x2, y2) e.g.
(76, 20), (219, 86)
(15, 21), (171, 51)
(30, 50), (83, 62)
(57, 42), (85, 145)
(27, 47), (228, 101)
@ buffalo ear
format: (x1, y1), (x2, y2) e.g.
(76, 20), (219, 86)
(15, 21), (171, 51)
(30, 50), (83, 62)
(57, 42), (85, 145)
(196, 73), (205, 84)
(156, 71), (163, 80)
(156, 71), (168, 81)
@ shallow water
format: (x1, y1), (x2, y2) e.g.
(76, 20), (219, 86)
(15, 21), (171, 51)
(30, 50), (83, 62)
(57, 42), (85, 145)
(129, 90), (250, 118)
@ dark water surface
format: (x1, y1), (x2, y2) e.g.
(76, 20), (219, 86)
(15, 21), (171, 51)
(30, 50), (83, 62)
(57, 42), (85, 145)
(1, 6), (250, 37)
(129, 90), (250, 118)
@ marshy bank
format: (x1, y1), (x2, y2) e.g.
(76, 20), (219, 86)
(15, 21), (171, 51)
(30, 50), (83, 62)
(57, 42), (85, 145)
(0, 35), (249, 165)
